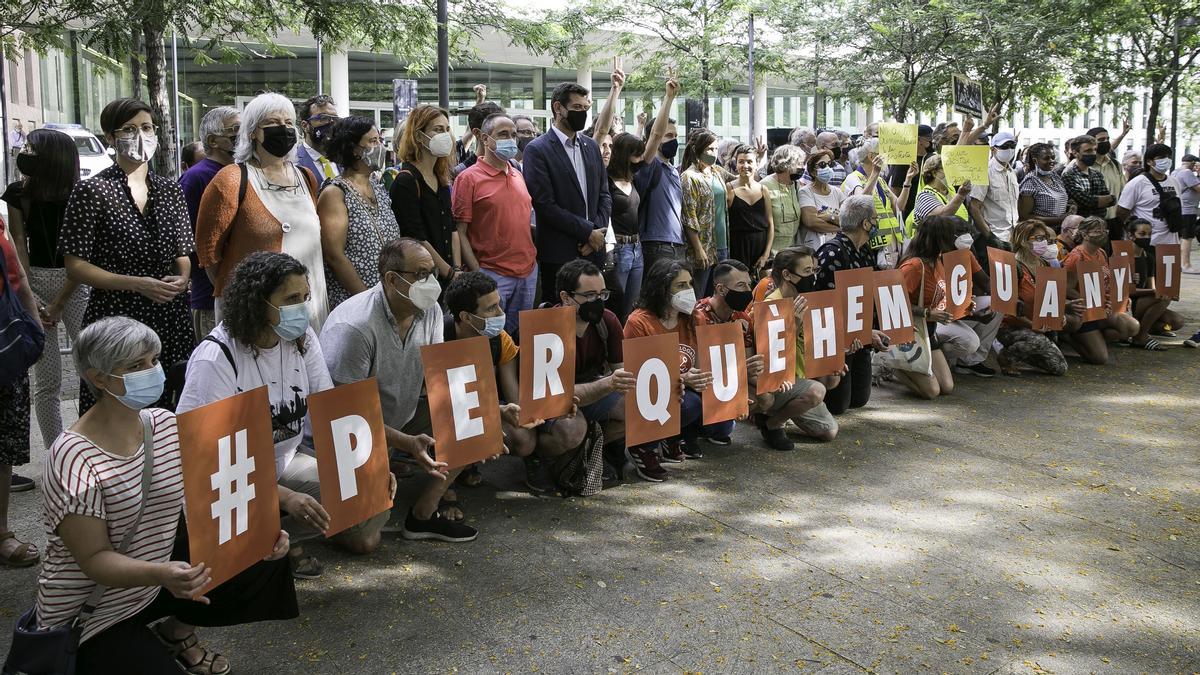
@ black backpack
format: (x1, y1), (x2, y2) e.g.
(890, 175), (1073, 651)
(1146, 172), (1184, 233)
(0, 250), (45, 387)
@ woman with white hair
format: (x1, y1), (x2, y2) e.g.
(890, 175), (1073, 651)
(762, 145), (806, 253)
(842, 137), (917, 268)
(195, 92), (329, 331)
(33, 316), (294, 673)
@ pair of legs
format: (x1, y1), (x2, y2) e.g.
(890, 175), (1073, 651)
(278, 452), (391, 555)
(895, 325), (956, 399)
(479, 267), (538, 339)
(612, 242), (644, 320)
(504, 413), (589, 460)
(996, 325), (1068, 375)
(937, 312), (1005, 368)
(824, 348), (873, 415)
(1068, 313), (1139, 365)
(0, 376), (36, 566)
(763, 379), (839, 441)
(27, 266), (88, 447)
(1132, 296), (1183, 343)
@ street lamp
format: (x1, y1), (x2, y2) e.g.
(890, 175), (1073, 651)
(1171, 16), (1200, 155)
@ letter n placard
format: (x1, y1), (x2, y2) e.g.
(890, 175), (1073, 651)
(308, 378), (392, 537)
(421, 337), (504, 470)
(518, 306), (577, 424)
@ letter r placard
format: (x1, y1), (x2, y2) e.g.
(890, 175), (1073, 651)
(623, 333), (681, 448)
(308, 378), (393, 537)
(421, 337), (504, 470)
(518, 306), (577, 425)
(178, 387), (280, 593)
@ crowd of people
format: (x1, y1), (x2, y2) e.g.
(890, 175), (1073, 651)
(0, 63), (1198, 671)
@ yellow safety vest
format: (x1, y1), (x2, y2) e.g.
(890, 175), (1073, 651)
(845, 169), (904, 250)
(905, 185), (968, 236)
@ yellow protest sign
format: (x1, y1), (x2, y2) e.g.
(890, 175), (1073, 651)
(878, 123), (917, 165)
(941, 145), (990, 187)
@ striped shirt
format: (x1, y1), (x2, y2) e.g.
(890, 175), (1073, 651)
(37, 408), (184, 642)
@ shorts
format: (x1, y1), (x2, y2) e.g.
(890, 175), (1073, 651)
(401, 395), (433, 436)
(764, 378), (838, 437)
(580, 390), (621, 423)
(1078, 319), (1104, 334)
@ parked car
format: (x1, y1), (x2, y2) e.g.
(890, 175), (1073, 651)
(43, 123), (113, 179)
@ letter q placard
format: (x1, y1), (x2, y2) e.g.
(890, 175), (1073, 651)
(308, 378), (392, 537)
(518, 306), (577, 425)
(623, 333), (681, 448)
(421, 337), (504, 470)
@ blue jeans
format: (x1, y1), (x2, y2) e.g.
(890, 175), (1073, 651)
(613, 242), (644, 319)
(480, 266), (538, 338)
(680, 388), (736, 444)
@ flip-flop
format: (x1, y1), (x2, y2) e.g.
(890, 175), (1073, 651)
(1150, 330), (1177, 338)
(1129, 338), (1166, 351)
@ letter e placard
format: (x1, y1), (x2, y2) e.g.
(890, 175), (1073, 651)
(421, 337), (504, 470)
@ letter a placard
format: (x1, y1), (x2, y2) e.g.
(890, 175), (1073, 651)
(987, 247), (1018, 316)
(752, 298), (796, 395)
(308, 378), (392, 537)
(940, 249), (974, 319)
(872, 269), (915, 344)
(421, 337), (504, 470)
(178, 387), (280, 593)
(1155, 243), (1181, 300)
(696, 322), (748, 425)
(799, 289), (846, 378)
(624, 333), (681, 448)
(518, 306), (576, 425)
(1032, 266), (1067, 331)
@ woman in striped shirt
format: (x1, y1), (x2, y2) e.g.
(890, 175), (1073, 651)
(38, 316), (295, 674)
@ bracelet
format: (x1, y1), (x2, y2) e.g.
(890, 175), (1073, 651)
(902, 184), (912, 188)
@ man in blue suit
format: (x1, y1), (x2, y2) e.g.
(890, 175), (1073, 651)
(295, 94), (341, 183)
(522, 82), (612, 304)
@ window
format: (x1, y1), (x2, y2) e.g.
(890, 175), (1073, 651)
(24, 50), (35, 104)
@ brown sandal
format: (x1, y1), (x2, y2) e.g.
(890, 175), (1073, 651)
(0, 531), (39, 568)
(155, 625), (231, 675)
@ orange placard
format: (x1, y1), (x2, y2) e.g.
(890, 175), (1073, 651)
(308, 379), (392, 537)
(696, 322), (749, 425)
(987, 247), (1019, 317)
(1076, 259), (1108, 322)
(1155, 243), (1181, 300)
(1109, 240), (1136, 297)
(421, 336), (504, 470)
(518, 306), (577, 424)
(799, 289), (847, 379)
(1108, 257), (1132, 315)
(623, 333), (681, 448)
(178, 387), (281, 593)
(940, 249), (974, 319)
(834, 268), (875, 345)
(872, 269), (916, 344)
(1032, 266), (1067, 331)
(752, 298), (796, 395)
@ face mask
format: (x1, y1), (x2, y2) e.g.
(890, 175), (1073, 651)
(517, 136), (533, 152)
(1035, 166), (1054, 176)
(1153, 158), (1172, 173)
(1041, 242), (1060, 262)
(1088, 233), (1109, 247)
(576, 297), (606, 324)
(816, 167), (835, 183)
(267, 300), (309, 341)
(995, 148), (1015, 163)
(563, 109), (588, 132)
(660, 139), (679, 160)
(700, 152), (717, 166)
(830, 147), (842, 160)
(471, 312), (506, 338)
(954, 234), (974, 251)
(671, 288), (697, 314)
(1031, 240), (1049, 257)
(789, 172), (802, 183)
(394, 274), (441, 311)
(15, 153), (37, 175)
(493, 138), (519, 161)
(361, 145), (386, 171)
(259, 126), (296, 158)
(867, 220), (881, 240)
(107, 363), (166, 410)
(117, 134), (157, 163)
(723, 288), (753, 312)
(1081, 154), (1097, 167)
(1096, 141), (1112, 156)
(423, 131), (454, 158)
(1134, 237), (1152, 249)
(790, 273), (817, 293)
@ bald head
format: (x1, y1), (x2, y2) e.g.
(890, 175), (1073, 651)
(816, 131), (839, 151)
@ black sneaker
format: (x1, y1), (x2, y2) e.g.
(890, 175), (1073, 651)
(760, 426), (795, 452)
(10, 474), (34, 492)
(681, 439), (704, 459)
(704, 435), (731, 446)
(523, 456), (555, 494)
(964, 363), (997, 378)
(601, 461), (619, 489)
(401, 509), (478, 542)
(1184, 331), (1200, 348)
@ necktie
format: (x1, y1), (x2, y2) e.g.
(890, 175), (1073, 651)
(318, 156), (335, 180)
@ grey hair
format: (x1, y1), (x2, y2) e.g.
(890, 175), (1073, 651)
(74, 317), (162, 396)
(770, 144), (806, 173)
(840, 195), (877, 232)
(789, 127), (814, 147)
(234, 92), (298, 164)
(860, 137), (880, 155)
(480, 113), (512, 136)
(716, 138), (740, 164)
(199, 106), (238, 151)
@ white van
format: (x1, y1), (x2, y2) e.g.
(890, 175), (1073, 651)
(43, 123), (113, 179)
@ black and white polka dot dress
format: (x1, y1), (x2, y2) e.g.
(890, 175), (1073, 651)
(59, 164), (196, 411)
(325, 175), (401, 308)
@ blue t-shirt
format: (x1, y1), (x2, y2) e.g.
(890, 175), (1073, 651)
(178, 157), (225, 310)
(634, 158), (683, 245)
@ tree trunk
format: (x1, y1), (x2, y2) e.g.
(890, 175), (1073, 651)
(129, 27), (142, 99)
(700, 59), (710, 128)
(142, 20), (176, 179)
(1145, 84), (1163, 145)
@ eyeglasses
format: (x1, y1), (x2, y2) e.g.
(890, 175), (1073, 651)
(306, 114), (340, 124)
(397, 268), (436, 282)
(815, 161), (832, 169)
(116, 123), (158, 139)
(221, 125), (241, 136)
(571, 290), (611, 303)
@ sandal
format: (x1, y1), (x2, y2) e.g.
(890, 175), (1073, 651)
(1151, 330), (1177, 338)
(155, 624), (231, 675)
(290, 553), (323, 579)
(0, 531), (39, 568)
(458, 464), (483, 488)
(438, 492), (465, 523)
(1129, 338), (1166, 351)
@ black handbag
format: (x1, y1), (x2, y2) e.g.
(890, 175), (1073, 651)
(3, 411), (157, 675)
(0, 247), (45, 388)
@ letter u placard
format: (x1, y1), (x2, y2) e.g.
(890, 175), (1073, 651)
(696, 322), (749, 425)
(623, 333), (681, 448)
(421, 337), (505, 470)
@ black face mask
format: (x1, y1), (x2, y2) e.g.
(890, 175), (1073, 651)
(660, 139), (679, 160)
(577, 297), (606, 324)
(723, 288), (753, 312)
(830, 146), (842, 161)
(1096, 141), (1111, 156)
(1134, 237), (1152, 250)
(563, 109), (588, 132)
(789, 273), (817, 293)
(517, 136), (533, 151)
(311, 124), (332, 146)
(260, 126), (297, 158)
(789, 172), (802, 183)
(15, 153), (37, 176)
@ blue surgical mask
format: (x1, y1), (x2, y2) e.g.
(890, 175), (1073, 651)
(108, 363), (166, 410)
(1153, 158), (1172, 173)
(816, 167), (835, 183)
(268, 300), (309, 341)
(472, 312), (506, 338)
(494, 139), (519, 161)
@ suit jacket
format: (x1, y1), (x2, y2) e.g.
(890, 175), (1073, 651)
(522, 129), (612, 264)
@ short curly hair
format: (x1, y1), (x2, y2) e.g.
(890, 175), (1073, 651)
(324, 116), (377, 169)
(445, 271), (498, 321)
(222, 251), (310, 354)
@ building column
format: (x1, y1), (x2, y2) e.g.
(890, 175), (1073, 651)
(329, 50), (350, 115)
(753, 80), (767, 141)
(576, 56), (591, 91)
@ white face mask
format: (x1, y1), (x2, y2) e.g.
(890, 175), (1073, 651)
(671, 288), (697, 314)
(995, 148), (1015, 164)
(1153, 158), (1172, 173)
(423, 131), (454, 158)
(1040, 242), (1060, 262)
(117, 134), (157, 163)
(954, 234), (974, 251)
(394, 274), (441, 311)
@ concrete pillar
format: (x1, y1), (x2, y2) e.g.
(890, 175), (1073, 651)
(329, 51), (350, 116)
(753, 80), (767, 142)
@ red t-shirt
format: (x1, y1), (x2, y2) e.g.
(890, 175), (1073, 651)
(898, 256), (982, 311)
(575, 308), (624, 383)
(1064, 245), (1111, 311)
(451, 159), (537, 278)
(624, 308), (698, 373)
(1003, 265), (1040, 327)
(692, 296), (754, 349)
(0, 218), (21, 293)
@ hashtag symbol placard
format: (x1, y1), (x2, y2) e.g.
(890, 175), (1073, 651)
(179, 386), (280, 592)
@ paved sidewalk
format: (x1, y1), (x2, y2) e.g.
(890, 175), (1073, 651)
(0, 284), (1197, 673)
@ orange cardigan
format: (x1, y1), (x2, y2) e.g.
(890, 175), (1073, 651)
(194, 163), (319, 296)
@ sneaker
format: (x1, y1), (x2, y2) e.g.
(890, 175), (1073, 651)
(523, 456), (555, 494)
(10, 474), (34, 492)
(760, 426), (795, 452)
(1184, 331), (1200, 348)
(1183, 266), (1200, 275)
(704, 435), (731, 446)
(627, 446), (668, 482)
(956, 363), (997, 378)
(290, 554), (323, 579)
(659, 440), (685, 463)
(601, 461), (619, 489)
(681, 439), (704, 459)
(401, 509), (478, 542)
